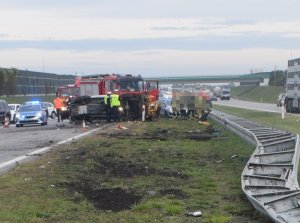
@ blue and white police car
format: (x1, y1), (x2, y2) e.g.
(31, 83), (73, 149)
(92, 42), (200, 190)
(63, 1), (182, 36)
(15, 102), (48, 127)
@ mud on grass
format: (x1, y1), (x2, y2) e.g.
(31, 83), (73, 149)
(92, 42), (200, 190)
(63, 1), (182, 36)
(0, 119), (272, 223)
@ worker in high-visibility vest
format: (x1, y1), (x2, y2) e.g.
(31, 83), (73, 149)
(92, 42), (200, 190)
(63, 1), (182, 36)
(54, 97), (64, 122)
(111, 92), (121, 122)
(104, 91), (112, 123)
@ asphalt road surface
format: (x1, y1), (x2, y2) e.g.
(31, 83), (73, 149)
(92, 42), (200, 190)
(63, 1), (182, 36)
(0, 118), (106, 167)
(213, 98), (282, 113)
(0, 98), (284, 173)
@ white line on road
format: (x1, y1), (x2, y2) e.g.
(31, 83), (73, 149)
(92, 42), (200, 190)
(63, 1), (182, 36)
(0, 127), (101, 172)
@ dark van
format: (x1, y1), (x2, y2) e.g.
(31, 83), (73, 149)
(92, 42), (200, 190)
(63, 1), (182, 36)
(0, 100), (11, 123)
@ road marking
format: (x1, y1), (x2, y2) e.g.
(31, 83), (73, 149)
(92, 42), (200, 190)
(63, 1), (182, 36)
(0, 127), (102, 172)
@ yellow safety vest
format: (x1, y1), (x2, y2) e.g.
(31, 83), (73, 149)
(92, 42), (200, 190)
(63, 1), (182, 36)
(111, 94), (120, 107)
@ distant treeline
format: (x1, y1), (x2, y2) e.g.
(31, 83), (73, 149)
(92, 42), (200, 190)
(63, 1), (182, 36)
(0, 68), (75, 96)
(0, 68), (17, 96)
(269, 70), (285, 86)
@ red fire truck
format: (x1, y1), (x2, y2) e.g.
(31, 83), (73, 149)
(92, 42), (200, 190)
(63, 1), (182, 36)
(56, 77), (81, 119)
(69, 74), (159, 122)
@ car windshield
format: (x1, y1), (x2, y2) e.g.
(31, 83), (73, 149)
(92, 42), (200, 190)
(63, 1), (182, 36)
(40, 102), (49, 109)
(9, 105), (15, 110)
(61, 87), (80, 97)
(119, 80), (144, 91)
(19, 105), (41, 112)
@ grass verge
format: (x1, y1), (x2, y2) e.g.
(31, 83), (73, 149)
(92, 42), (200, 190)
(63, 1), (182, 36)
(0, 119), (271, 223)
(231, 86), (285, 104)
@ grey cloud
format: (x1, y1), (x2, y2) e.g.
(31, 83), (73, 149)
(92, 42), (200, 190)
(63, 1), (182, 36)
(151, 26), (189, 31)
(0, 34), (299, 52)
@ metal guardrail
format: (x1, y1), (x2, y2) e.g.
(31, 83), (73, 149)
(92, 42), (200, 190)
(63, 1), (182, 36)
(210, 111), (300, 223)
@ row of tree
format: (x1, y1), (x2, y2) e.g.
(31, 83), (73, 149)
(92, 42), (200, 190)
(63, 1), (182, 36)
(0, 68), (17, 96)
(269, 70), (285, 86)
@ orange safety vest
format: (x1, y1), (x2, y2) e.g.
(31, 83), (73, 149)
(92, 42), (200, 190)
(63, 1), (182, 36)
(54, 97), (63, 109)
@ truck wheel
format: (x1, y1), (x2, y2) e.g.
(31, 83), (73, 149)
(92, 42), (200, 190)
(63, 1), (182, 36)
(51, 111), (56, 119)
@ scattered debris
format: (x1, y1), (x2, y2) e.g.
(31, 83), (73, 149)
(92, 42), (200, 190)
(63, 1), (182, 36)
(117, 124), (128, 130)
(185, 211), (202, 217)
(231, 155), (238, 159)
(147, 191), (157, 196)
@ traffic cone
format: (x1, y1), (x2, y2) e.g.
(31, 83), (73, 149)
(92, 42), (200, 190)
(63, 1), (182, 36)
(117, 123), (127, 130)
(82, 119), (88, 131)
(4, 117), (9, 128)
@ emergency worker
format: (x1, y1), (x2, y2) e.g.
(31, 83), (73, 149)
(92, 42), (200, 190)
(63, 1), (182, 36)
(199, 108), (212, 124)
(111, 91), (121, 122)
(54, 96), (64, 122)
(104, 91), (112, 123)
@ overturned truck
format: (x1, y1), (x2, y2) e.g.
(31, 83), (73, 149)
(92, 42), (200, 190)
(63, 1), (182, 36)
(69, 74), (159, 123)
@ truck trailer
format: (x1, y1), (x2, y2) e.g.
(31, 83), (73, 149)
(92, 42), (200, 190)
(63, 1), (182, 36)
(285, 58), (300, 113)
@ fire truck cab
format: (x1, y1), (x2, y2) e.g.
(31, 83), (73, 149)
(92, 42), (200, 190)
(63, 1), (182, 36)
(70, 74), (159, 122)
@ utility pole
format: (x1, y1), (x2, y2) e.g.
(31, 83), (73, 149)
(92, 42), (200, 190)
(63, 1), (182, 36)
(42, 56), (45, 73)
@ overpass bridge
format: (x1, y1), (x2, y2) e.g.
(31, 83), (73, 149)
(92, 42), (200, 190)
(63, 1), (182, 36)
(145, 72), (271, 86)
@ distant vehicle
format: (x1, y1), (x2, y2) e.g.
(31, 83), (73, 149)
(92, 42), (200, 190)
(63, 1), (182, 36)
(159, 98), (173, 118)
(213, 86), (221, 97)
(40, 102), (56, 119)
(0, 100), (11, 123)
(8, 104), (20, 123)
(15, 103), (48, 127)
(220, 88), (231, 100)
(210, 95), (218, 101)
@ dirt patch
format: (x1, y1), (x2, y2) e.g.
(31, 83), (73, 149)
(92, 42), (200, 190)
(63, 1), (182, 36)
(94, 156), (156, 177)
(92, 155), (187, 179)
(66, 182), (141, 211)
(187, 133), (213, 140)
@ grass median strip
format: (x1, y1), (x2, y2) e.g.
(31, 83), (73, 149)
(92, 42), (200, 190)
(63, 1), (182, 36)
(0, 119), (271, 223)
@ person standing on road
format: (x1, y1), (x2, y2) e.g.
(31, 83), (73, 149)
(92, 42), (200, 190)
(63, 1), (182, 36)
(111, 91), (121, 122)
(54, 97), (63, 122)
(104, 91), (112, 123)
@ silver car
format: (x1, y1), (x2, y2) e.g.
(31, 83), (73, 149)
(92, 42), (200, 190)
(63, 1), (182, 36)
(40, 102), (56, 118)
(15, 104), (48, 127)
(8, 104), (20, 123)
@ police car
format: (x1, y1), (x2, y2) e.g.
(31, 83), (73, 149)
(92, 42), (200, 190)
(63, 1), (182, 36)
(15, 101), (48, 127)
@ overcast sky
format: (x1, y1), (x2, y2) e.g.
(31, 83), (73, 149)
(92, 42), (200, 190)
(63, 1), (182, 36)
(0, 0), (300, 77)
